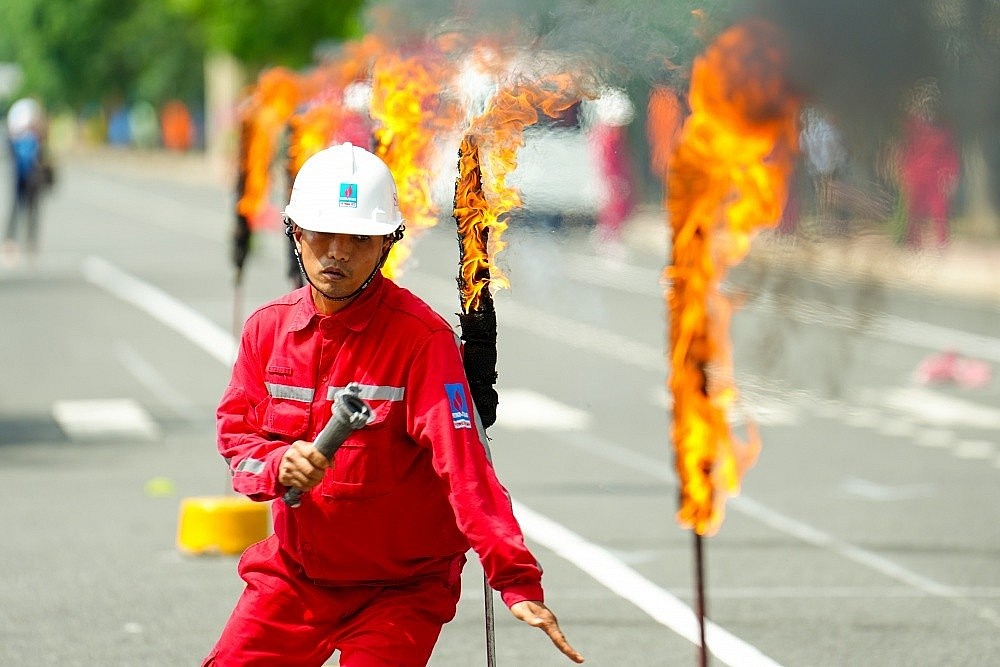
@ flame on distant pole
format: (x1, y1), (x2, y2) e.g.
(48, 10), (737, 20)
(236, 68), (302, 230)
(665, 19), (801, 664)
(667, 17), (800, 538)
(370, 44), (463, 279)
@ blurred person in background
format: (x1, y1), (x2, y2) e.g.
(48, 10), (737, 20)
(587, 87), (636, 261)
(898, 80), (960, 249)
(645, 80), (686, 201)
(161, 99), (195, 152)
(3, 97), (53, 265)
(107, 101), (132, 147)
(799, 106), (849, 235)
(128, 100), (159, 149)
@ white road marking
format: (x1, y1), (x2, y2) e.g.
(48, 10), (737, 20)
(736, 495), (954, 598)
(82, 255), (236, 367)
(114, 341), (204, 425)
(679, 586), (1000, 599)
(513, 500), (783, 667)
(547, 427), (1000, 623)
(953, 440), (996, 460)
(876, 418), (918, 438)
(418, 273), (998, 468)
(52, 398), (159, 441)
(748, 292), (1000, 362)
(914, 428), (955, 448)
(563, 249), (1000, 362)
(493, 388), (592, 431)
(878, 386), (1000, 429)
(839, 477), (936, 501)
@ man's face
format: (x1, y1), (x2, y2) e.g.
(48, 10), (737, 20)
(293, 226), (391, 314)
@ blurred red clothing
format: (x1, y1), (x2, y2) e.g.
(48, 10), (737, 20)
(899, 113), (960, 247)
(591, 123), (635, 243)
(161, 100), (194, 151)
(646, 85), (685, 183)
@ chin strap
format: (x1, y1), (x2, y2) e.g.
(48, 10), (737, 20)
(285, 217), (405, 303)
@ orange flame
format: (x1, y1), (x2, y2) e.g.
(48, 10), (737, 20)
(370, 44), (463, 279)
(454, 75), (588, 312)
(286, 36), (385, 177)
(237, 67), (303, 229)
(666, 20), (801, 536)
(287, 103), (340, 178)
(454, 135), (493, 312)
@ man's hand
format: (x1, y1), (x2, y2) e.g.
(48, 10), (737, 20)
(510, 600), (584, 663)
(278, 440), (330, 491)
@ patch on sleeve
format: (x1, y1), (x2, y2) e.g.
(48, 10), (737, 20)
(444, 383), (472, 430)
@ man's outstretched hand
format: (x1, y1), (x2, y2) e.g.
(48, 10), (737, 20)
(510, 600), (585, 663)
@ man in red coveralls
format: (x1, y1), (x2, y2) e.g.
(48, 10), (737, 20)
(203, 142), (584, 666)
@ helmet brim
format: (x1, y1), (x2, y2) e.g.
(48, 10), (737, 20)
(284, 204), (402, 236)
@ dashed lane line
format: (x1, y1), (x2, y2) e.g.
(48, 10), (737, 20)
(52, 398), (159, 442)
(82, 255), (236, 367)
(562, 252), (1000, 361)
(545, 427), (1000, 630)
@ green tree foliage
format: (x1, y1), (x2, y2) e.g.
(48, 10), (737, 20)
(168, 0), (366, 69)
(0, 0), (367, 112)
(0, 0), (205, 111)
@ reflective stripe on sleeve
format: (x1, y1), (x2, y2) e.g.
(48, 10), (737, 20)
(265, 382), (315, 402)
(234, 458), (266, 475)
(327, 385), (405, 401)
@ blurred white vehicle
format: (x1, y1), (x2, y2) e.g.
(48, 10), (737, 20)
(432, 81), (635, 226)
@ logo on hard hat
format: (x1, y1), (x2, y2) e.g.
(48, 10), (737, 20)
(339, 183), (358, 208)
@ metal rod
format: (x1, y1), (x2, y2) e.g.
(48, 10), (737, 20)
(484, 574), (497, 667)
(231, 273), (244, 342)
(226, 272), (245, 497)
(694, 531), (708, 667)
(453, 134), (501, 666)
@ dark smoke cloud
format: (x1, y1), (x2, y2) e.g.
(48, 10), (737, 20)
(745, 0), (1000, 149)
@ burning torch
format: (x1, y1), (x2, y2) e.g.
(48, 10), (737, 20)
(453, 134), (501, 666)
(450, 74), (589, 664)
(283, 383), (373, 508)
(231, 112), (254, 341)
(665, 19), (800, 666)
(454, 135), (500, 429)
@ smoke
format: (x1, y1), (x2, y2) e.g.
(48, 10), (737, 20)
(359, 0), (1000, 143)
(745, 0), (1000, 150)
(362, 0), (682, 87)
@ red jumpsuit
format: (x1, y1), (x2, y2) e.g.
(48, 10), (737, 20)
(204, 274), (543, 666)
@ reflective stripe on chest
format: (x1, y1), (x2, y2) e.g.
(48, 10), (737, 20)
(327, 384), (405, 402)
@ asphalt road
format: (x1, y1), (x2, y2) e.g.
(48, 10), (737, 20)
(1, 150), (998, 666)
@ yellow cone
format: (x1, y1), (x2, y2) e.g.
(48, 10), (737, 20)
(177, 496), (270, 555)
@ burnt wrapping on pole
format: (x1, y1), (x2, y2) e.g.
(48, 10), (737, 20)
(232, 117), (253, 286)
(454, 136), (499, 429)
(459, 305), (499, 428)
(284, 126), (305, 288)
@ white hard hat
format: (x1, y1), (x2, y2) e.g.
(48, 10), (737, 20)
(7, 97), (42, 136)
(284, 142), (403, 236)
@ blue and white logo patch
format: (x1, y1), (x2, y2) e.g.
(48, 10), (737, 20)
(444, 383), (472, 429)
(339, 182), (358, 208)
